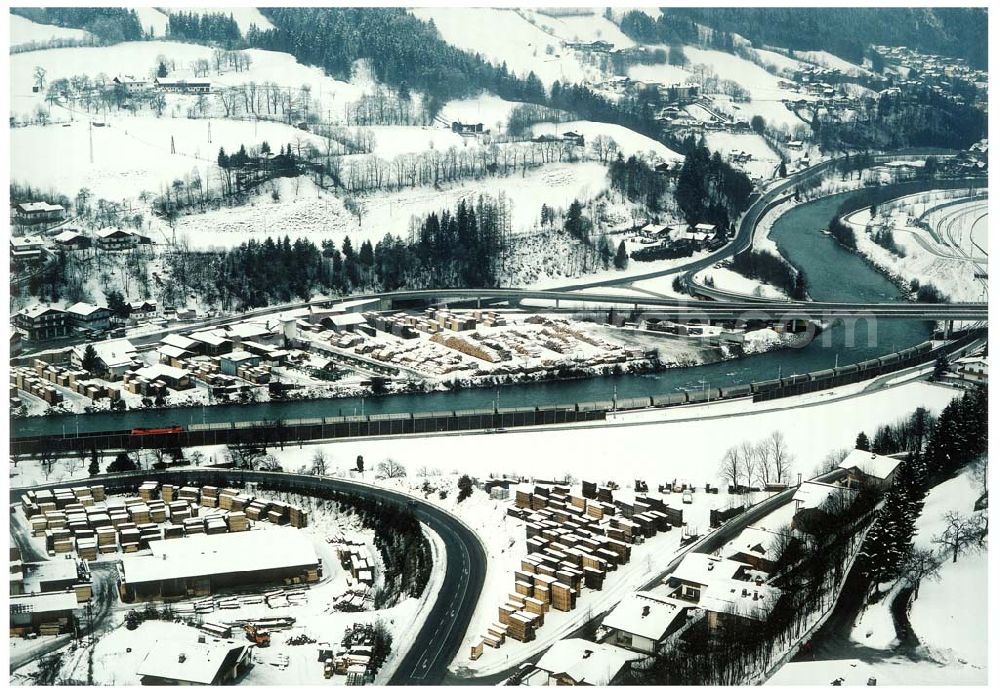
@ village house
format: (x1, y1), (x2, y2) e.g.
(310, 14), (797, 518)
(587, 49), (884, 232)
(15, 305), (70, 341)
(726, 526), (791, 574)
(65, 302), (113, 333)
(665, 553), (752, 603)
(113, 74), (150, 93)
(954, 355), (988, 385)
(126, 300), (158, 323)
(95, 228), (137, 251)
(72, 338), (138, 378)
(600, 591), (693, 655)
(451, 121), (485, 135)
(837, 449), (902, 491)
(52, 229), (91, 250)
(562, 130), (586, 147)
(136, 634), (251, 686)
(529, 638), (640, 686)
(792, 481), (859, 533)
(154, 77), (211, 93)
(188, 330), (233, 356)
(10, 235), (46, 262)
(14, 201), (65, 226)
(699, 578), (783, 634)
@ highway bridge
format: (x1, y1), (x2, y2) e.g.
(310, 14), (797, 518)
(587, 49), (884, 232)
(9, 469), (487, 686)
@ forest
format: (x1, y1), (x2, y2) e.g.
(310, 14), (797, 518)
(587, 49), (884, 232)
(166, 11), (241, 45)
(11, 7), (146, 43)
(675, 142), (754, 229)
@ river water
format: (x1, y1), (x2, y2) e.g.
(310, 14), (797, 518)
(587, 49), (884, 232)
(12, 192), (932, 437)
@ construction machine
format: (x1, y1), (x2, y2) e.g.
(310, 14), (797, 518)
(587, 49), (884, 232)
(244, 623), (271, 648)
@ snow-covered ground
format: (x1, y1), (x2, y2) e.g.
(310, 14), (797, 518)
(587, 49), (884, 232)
(696, 266), (789, 300)
(518, 8), (635, 48)
(703, 132), (781, 181)
(842, 192), (988, 302)
(411, 7), (603, 88)
(133, 8), (170, 37)
(751, 48), (808, 75)
(626, 62), (696, 86)
(10, 13), (92, 47)
(439, 94), (527, 134)
(792, 50), (871, 77)
(529, 120), (682, 161)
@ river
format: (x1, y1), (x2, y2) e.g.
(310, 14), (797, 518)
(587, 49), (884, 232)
(12, 191), (933, 438)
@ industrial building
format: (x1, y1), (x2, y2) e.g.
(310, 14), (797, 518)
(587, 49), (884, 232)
(119, 526), (321, 602)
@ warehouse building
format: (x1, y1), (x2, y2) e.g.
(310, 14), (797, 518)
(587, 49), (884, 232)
(118, 526), (321, 602)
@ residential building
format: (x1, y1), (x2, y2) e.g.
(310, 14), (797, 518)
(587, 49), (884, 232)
(66, 302), (113, 332)
(15, 306), (70, 341)
(700, 579), (783, 634)
(10, 235), (45, 261)
(14, 202), (65, 226)
(955, 356), (988, 385)
(95, 228), (137, 251)
(126, 300), (158, 322)
(72, 338), (138, 378)
(665, 553), (751, 603)
(189, 330), (233, 356)
(113, 75), (150, 93)
(601, 591), (693, 655)
(137, 634), (251, 685)
(52, 229), (91, 250)
(837, 449), (902, 491)
(563, 130), (585, 147)
(530, 638), (640, 686)
(727, 526), (790, 574)
(451, 121), (484, 135)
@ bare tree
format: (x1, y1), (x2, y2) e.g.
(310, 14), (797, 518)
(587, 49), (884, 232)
(900, 546), (941, 599)
(311, 450), (328, 476)
(815, 447), (851, 477)
(766, 430), (794, 484)
(719, 446), (742, 490)
(225, 441), (266, 469)
(933, 512), (982, 563)
(739, 441), (760, 489)
(376, 458), (407, 479)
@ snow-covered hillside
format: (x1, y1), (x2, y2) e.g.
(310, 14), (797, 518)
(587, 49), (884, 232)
(411, 7), (603, 87)
(133, 7), (170, 37)
(518, 8), (635, 47)
(10, 13), (92, 46)
(439, 94), (526, 133)
(529, 120), (682, 161)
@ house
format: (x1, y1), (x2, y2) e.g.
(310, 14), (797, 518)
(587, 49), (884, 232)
(451, 121), (485, 135)
(53, 229), (91, 250)
(220, 350), (261, 376)
(700, 578), (783, 633)
(127, 300), (158, 322)
(665, 553), (751, 603)
(225, 321), (281, 345)
(14, 202), (65, 225)
(119, 527), (320, 602)
(727, 526), (790, 574)
(837, 449), (902, 490)
(601, 591), (692, 655)
(15, 305), (70, 341)
(95, 228), (137, 251)
(562, 131), (585, 147)
(640, 223), (671, 238)
(72, 338), (138, 378)
(158, 344), (194, 367)
(792, 481), (858, 533)
(786, 140), (804, 150)
(154, 77), (211, 93)
(66, 302), (113, 332)
(532, 638), (640, 686)
(137, 634), (251, 685)
(113, 75), (150, 93)
(955, 356), (987, 385)
(10, 235), (46, 261)
(161, 333), (199, 353)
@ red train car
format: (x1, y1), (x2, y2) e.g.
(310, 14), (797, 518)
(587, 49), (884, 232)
(130, 426), (183, 436)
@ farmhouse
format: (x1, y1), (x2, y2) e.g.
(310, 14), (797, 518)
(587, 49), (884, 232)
(837, 449), (901, 490)
(95, 228), (137, 251)
(532, 638), (640, 686)
(154, 77), (212, 93)
(601, 591), (692, 655)
(15, 305), (70, 341)
(119, 526), (321, 602)
(53, 229), (91, 250)
(451, 121), (485, 135)
(14, 201), (65, 225)
(137, 634), (251, 685)
(113, 75), (150, 93)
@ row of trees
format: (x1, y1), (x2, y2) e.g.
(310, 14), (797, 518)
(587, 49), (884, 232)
(718, 431), (795, 491)
(730, 248), (807, 299)
(166, 11), (241, 45)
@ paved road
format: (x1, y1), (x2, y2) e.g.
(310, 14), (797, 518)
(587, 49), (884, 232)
(9, 469), (486, 686)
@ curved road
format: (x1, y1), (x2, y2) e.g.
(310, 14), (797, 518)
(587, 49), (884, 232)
(9, 469), (487, 687)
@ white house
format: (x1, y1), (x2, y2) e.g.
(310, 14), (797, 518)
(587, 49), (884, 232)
(72, 338), (137, 378)
(136, 633), (250, 685)
(666, 553), (751, 602)
(532, 638), (641, 686)
(700, 579), (783, 633)
(838, 449), (902, 490)
(601, 591), (692, 654)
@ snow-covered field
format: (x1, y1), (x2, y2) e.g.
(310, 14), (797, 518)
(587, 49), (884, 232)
(175, 162), (610, 250)
(704, 132), (780, 180)
(519, 8), (635, 48)
(751, 48), (808, 75)
(626, 61), (695, 86)
(134, 7), (170, 37)
(10, 13), (92, 46)
(695, 266), (788, 300)
(439, 94), (527, 134)
(411, 7), (602, 87)
(529, 120), (683, 161)
(792, 50), (870, 77)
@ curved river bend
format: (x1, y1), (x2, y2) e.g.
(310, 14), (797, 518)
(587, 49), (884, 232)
(12, 192), (932, 437)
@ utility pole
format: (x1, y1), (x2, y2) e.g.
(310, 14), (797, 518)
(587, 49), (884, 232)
(89, 120), (94, 164)
(207, 120), (211, 144)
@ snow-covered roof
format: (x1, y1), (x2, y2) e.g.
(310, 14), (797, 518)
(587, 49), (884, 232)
(21, 559), (79, 590)
(327, 313), (368, 327)
(601, 591), (689, 642)
(161, 333), (198, 350)
(189, 330), (229, 346)
(838, 449), (901, 481)
(699, 578), (782, 622)
(670, 553), (749, 587)
(157, 345), (192, 360)
(10, 236), (44, 248)
(137, 634), (246, 685)
(225, 322), (272, 339)
(10, 591), (79, 614)
(221, 350), (257, 362)
(729, 526), (786, 562)
(53, 229), (85, 243)
(793, 481), (857, 510)
(95, 228), (133, 239)
(74, 338), (136, 368)
(135, 364), (188, 382)
(18, 304), (65, 319)
(535, 638), (640, 686)
(121, 527), (318, 585)
(17, 202), (63, 213)
(66, 301), (107, 317)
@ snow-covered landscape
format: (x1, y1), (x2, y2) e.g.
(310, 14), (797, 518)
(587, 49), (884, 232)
(6, 5), (990, 689)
